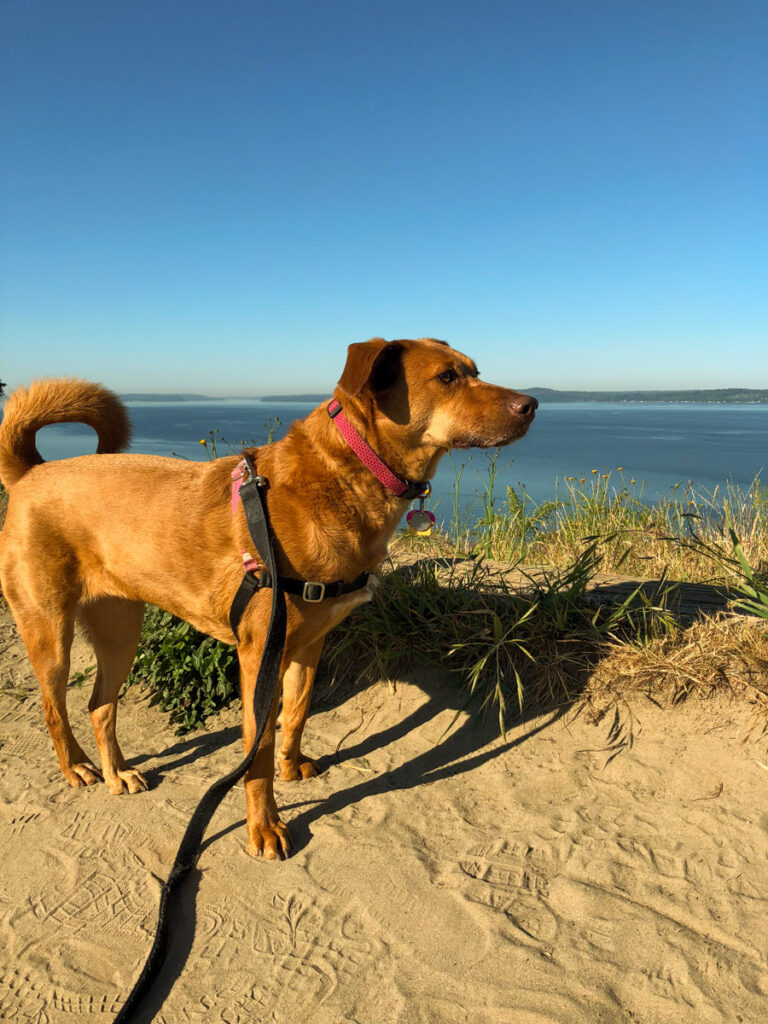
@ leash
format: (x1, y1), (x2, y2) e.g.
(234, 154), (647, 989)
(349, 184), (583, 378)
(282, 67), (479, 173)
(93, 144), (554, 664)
(115, 458), (286, 1023)
(114, 414), (422, 1019)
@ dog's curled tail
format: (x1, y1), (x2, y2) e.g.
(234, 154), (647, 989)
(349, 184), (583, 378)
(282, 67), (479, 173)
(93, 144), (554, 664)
(0, 378), (131, 489)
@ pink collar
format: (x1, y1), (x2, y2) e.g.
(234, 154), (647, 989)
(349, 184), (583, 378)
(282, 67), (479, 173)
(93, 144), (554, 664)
(327, 398), (428, 500)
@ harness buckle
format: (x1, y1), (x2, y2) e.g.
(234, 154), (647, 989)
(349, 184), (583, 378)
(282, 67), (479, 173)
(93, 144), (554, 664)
(302, 581), (326, 603)
(238, 455), (267, 489)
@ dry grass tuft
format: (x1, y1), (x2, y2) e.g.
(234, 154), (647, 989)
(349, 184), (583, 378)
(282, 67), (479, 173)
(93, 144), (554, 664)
(589, 613), (768, 717)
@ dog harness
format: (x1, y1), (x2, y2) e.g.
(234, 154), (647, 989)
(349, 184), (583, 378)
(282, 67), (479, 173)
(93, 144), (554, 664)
(229, 455), (371, 641)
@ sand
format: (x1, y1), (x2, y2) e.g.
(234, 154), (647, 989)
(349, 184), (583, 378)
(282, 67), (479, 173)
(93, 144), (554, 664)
(1, 600), (767, 1024)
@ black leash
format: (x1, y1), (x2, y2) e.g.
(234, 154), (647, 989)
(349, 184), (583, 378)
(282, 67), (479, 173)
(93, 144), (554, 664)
(115, 460), (285, 1023)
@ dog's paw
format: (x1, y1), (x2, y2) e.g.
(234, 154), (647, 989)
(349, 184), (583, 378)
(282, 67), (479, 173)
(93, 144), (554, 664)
(278, 754), (320, 782)
(106, 767), (149, 795)
(247, 820), (292, 860)
(64, 762), (102, 788)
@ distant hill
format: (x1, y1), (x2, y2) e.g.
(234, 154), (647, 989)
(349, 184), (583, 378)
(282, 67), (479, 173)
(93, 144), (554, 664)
(525, 388), (768, 404)
(120, 393), (211, 402)
(259, 388), (768, 404)
(258, 394), (329, 403)
(113, 389), (768, 405)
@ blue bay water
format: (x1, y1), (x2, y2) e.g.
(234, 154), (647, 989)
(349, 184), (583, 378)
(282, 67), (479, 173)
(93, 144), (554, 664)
(28, 400), (768, 525)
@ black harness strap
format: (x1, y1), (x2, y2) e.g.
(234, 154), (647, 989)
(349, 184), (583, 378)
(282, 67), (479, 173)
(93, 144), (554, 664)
(256, 568), (369, 601)
(115, 465), (285, 1023)
(228, 570), (262, 641)
(229, 568), (370, 641)
(228, 462), (370, 640)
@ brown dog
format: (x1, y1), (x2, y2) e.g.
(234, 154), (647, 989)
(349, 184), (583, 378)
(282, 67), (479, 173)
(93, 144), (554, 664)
(0, 338), (536, 858)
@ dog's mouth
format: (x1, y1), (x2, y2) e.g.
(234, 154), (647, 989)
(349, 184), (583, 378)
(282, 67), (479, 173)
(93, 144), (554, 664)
(450, 408), (536, 450)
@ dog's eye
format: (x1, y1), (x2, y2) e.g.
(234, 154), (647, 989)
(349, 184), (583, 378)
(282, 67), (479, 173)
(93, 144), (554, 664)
(437, 369), (459, 385)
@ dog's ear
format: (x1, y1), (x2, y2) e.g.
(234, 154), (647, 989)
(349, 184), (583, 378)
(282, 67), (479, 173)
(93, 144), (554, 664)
(338, 339), (404, 397)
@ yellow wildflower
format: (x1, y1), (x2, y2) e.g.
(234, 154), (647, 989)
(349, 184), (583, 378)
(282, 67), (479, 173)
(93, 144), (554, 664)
(199, 439), (207, 445)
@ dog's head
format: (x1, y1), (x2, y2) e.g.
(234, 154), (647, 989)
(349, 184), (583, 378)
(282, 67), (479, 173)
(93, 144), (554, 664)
(336, 337), (537, 452)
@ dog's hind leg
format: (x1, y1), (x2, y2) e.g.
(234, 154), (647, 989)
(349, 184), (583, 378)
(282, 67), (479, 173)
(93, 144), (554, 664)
(7, 592), (101, 788)
(278, 636), (324, 781)
(78, 598), (149, 795)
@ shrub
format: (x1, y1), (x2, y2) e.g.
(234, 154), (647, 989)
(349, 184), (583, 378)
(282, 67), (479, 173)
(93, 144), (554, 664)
(127, 605), (239, 732)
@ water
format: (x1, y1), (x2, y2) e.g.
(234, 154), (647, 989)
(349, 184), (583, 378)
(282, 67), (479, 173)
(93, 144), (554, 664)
(22, 399), (768, 524)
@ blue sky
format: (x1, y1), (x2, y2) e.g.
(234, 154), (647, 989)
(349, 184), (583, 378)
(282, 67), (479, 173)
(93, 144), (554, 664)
(1, 0), (766, 394)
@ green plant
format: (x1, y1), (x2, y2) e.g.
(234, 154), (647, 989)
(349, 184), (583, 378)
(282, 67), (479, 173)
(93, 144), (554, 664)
(669, 512), (768, 620)
(729, 528), (768, 619)
(325, 539), (675, 735)
(70, 665), (96, 688)
(127, 605), (240, 732)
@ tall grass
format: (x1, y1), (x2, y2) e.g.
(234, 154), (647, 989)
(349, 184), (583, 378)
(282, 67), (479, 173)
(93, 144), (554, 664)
(443, 470), (768, 585)
(324, 540), (679, 735)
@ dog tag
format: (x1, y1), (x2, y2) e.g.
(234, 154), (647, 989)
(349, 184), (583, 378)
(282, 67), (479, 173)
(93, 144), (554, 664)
(406, 508), (436, 536)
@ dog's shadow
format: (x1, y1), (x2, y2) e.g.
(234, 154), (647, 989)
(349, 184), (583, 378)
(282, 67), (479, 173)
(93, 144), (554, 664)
(130, 725), (242, 783)
(123, 556), (596, 1021)
(133, 665), (561, 844)
(208, 678), (562, 857)
(127, 665), (562, 1024)
(135, 553), (574, 849)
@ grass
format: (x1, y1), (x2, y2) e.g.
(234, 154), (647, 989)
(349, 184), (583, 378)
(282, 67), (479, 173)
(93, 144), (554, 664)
(448, 468), (768, 585)
(121, 515), (768, 736)
(322, 541), (680, 735)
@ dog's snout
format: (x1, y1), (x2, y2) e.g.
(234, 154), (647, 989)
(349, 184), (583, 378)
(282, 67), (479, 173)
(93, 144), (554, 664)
(509, 393), (538, 417)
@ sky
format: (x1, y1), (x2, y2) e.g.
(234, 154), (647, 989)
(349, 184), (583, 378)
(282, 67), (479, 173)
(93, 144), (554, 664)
(1, 0), (766, 395)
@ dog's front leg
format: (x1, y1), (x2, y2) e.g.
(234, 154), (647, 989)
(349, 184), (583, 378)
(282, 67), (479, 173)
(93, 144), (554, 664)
(238, 642), (291, 860)
(278, 635), (325, 781)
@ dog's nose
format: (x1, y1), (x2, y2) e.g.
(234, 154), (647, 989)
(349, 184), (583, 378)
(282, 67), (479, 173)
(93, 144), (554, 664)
(509, 393), (538, 417)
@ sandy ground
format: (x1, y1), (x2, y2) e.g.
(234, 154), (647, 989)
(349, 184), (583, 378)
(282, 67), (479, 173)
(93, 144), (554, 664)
(1, 602), (768, 1024)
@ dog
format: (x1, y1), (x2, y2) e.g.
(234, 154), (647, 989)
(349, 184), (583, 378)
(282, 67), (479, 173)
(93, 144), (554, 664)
(0, 337), (536, 858)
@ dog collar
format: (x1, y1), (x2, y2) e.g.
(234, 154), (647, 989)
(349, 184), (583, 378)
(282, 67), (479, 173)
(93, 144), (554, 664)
(327, 398), (429, 500)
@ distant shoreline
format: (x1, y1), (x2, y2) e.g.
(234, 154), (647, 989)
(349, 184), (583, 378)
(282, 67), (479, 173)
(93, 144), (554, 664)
(118, 388), (768, 405)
